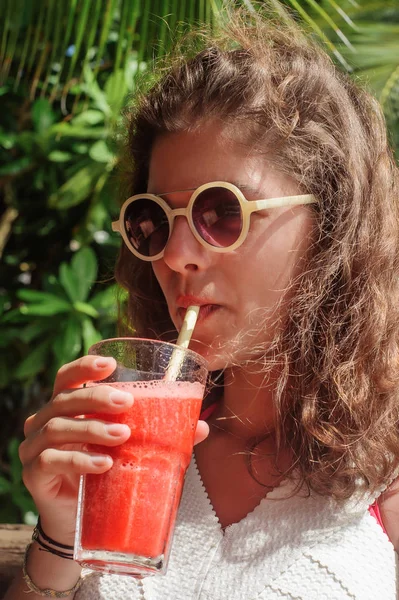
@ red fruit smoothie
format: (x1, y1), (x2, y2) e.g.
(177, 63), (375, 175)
(80, 380), (204, 561)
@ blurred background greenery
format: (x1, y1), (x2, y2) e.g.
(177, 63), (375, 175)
(0, 0), (398, 524)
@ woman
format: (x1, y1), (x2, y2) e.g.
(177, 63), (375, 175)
(6, 3), (399, 599)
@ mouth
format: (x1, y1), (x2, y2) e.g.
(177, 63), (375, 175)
(176, 296), (222, 326)
(177, 304), (221, 323)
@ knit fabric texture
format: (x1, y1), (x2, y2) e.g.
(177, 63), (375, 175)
(75, 457), (398, 600)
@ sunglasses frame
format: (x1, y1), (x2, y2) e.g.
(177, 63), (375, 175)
(112, 181), (317, 262)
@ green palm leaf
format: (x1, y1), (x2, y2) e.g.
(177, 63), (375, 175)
(323, 2), (399, 146)
(0, 0), (353, 102)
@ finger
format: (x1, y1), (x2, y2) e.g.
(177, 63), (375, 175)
(24, 385), (133, 437)
(23, 449), (113, 500)
(20, 417), (131, 465)
(53, 355), (117, 397)
(194, 420), (209, 445)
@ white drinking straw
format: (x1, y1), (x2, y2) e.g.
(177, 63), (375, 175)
(165, 305), (200, 381)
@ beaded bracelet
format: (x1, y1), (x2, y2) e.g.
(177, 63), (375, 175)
(23, 542), (83, 598)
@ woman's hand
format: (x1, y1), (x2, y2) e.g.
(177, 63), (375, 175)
(19, 355), (209, 544)
(19, 356), (132, 542)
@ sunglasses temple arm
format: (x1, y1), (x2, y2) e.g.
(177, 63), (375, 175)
(112, 221), (121, 232)
(249, 194), (317, 213)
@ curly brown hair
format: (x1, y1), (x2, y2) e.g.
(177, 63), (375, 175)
(115, 3), (399, 499)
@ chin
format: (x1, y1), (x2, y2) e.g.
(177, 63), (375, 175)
(187, 337), (234, 371)
(190, 331), (277, 372)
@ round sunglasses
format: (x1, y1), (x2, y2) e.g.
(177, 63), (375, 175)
(112, 181), (317, 262)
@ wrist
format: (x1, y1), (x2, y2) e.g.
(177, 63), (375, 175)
(25, 541), (82, 595)
(34, 516), (75, 557)
(38, 514), (76, 547)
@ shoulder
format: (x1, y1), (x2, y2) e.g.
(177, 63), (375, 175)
(378, 477), (399, 553)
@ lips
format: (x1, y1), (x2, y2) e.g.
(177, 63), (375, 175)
(176, 294), (213, 309)
(196, 304), (220, 321)
(176, 295), (221, 324)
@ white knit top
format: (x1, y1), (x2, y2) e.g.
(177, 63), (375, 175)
(75, 457), (398, 600)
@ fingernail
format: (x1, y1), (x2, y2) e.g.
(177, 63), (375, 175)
(94, 358), (114, 369)
(109, 390), (133, 406)
(90, 455), (112, 467)
(105, 423), (130, 437)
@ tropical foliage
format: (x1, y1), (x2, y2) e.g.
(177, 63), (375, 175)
(0, 0), (398, 523)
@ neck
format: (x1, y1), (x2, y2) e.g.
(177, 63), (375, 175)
(211, 365), (277, 439)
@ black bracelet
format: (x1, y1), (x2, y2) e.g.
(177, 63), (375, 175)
(35, 516), (74, 551)
(34, 536), (74, 560)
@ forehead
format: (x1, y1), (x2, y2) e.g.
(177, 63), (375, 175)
(147, 124), (300, 199)
(148, 126), (262, 193)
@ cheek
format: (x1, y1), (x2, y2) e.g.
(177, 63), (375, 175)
(150, 262), (172, 306)
(234, 220), (313, 308)
(260, 215), (313, 276)
(151, 261), (165, 289)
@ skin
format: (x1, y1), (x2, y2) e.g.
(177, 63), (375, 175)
(150, 127), (314, 374)
(148, 123), (314, 526)
(379, 479), (399, 551)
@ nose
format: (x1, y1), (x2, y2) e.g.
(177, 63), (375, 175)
(162, 216), (212, 273)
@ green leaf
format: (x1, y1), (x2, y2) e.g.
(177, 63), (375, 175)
(0, 131), (16, 149)
(48, 150), (72, 162)
(71, 247), (98, 301)
(72, 110), (104, 126)
(19, 302), (71, 316)
(19, 319), (55, 343)
(85, 197), (109, 232)
(89, 140), (115, 163)
(0, 308), (29, 324)
(51, 122), (108, 140)
(59, 262), (81, 303)
(0, 294), (11, 315)
(48, 163), (104, 209)
(0, 156), (32, 176)
(52, 316), (82, 365)
(17, 290), (71, 316)
(32, 98), (56, 135)
(14, 339), (51, 380)
(81, 317), (102, 353)
(16, 131), (36, 154)
(90, 284), (119, 312)
(104, 69), (128, 116)
(73, 301), (99, 318)
(71, 142), (89, 154)
(42, 273), (65, 296)
(0, 476), (12, 495)
(82, 63), (111, 116)
(0, 326), (22, 346)
(17, 289), (68, 304)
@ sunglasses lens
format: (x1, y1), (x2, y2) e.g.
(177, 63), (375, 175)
(192, 187), (243, 248)
(124, 198), (169, 257)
